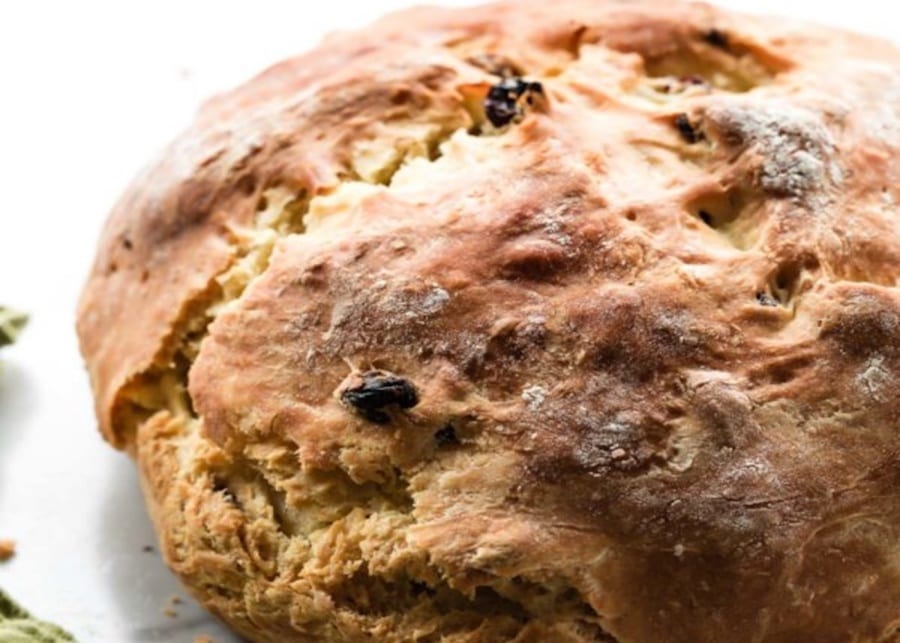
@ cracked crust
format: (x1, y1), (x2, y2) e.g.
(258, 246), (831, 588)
(78, 1), (900, 641)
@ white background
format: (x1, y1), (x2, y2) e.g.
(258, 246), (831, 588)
(0, 1), (895, 641)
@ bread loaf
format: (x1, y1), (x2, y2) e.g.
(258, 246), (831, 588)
(77, 1), (900, 640)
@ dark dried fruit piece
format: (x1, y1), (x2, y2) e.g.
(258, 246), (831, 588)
(484, 77), (545, 128)
(681, 75), (708, 86)
(340, 370), (420, 424)
(434, 424), (459, 447)
(674, 113), (702, 143)
(653, 75), (711, 96)
(704, 28), (730, 50)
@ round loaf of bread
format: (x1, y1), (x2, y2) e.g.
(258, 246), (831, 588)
(77, 1), (900, 641)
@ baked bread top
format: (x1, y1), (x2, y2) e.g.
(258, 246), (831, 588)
(77, 1), (900, 641)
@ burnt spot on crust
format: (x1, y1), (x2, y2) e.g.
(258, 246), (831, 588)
(755, 292), (779, 307)
(674, 113), (703, 144)
(484, 77), (546, 128)
(340, 370), (420, 424)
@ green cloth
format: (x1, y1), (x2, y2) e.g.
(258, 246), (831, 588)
(1, 311), (71, 640)
(0, 590), (74, 642)
(0, 307), (27, 347)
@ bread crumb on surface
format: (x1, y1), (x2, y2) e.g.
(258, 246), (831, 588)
(0, 539), (16, 561)
(162, 594), (183, 619)
(194, 636), (215, 643)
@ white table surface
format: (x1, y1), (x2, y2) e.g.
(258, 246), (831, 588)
(0, 1), (896, 641)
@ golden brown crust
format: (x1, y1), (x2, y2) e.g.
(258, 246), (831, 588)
(79, 1), (900, 641)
